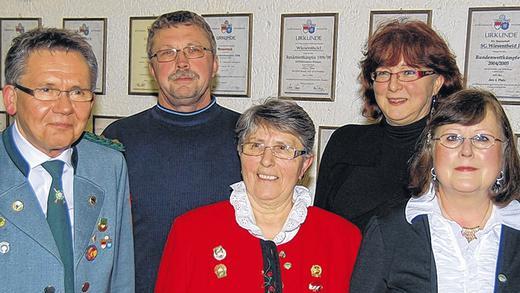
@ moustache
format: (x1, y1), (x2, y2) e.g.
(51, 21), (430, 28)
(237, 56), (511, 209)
(168, 70), (199, 81)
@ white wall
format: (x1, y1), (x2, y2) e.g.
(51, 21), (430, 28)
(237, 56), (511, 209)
(3, 0), (520, 191)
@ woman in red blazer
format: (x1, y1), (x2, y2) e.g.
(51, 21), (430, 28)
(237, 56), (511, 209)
(156, 99), (361, 293)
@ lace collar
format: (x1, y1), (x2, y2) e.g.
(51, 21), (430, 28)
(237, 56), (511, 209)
(229, 181), (312, 245)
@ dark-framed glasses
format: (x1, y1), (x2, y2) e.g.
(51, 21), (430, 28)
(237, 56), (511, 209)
(239, 142), (307, 160)
(371, 70), (436, 83)
(431, 133), (504, 149)
(150, 46), (214, 63)
(15, 83), (94, 102)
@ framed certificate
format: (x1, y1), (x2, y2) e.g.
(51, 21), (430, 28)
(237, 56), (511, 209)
(278, 13), (338, 101)
(128, 17), (158, 95)
(464, 7), (520, 104)
(369, 10), (431, 35)
(0, 18), (41, 88)
(516, 133), (520, 153)
(92, 115), (123, 135)
(203, 14), (252, 97)
(63, 18), (107, 94)
(317, 126), (338, 169)
(0, 111), (8, 131)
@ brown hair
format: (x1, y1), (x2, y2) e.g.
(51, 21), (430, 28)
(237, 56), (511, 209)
(360, 20), (463, 121)
(146, 10), (216, 59)
(409, 89), (520, 204)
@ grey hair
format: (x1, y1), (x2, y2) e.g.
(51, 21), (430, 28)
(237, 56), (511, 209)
(147, 10), (217, 59)
(236, 99), (316, 155)
(5, 27), (98, 90)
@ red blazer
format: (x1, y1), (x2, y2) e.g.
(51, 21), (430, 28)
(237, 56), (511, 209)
(155, 201), (361, 292)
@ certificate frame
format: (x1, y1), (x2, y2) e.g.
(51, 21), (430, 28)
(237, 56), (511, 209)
(369, 10), (432, 36)
(0, 111), (8, 131)
(92, 115), (123, 135)
(203, 13), (252, 98)
(317, 126), (338, 169)
(278, 13), (338, 101)
(128, 16), (158, 95)
(0, 18), (41, 88)
(63, 18), (107, 94)
(464, 7), (520, 105)
(516, 133), (520, 152)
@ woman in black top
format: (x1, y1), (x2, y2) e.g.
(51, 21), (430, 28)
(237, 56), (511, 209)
(314, 20), (463, 230)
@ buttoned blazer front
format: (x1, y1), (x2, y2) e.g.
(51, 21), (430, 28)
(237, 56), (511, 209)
(0, 126), (135, 292)
(350, 206), (520, 293)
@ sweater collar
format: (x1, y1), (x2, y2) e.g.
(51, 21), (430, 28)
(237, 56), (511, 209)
(382, 115), (428, 144)
(151, 96), (221, 127)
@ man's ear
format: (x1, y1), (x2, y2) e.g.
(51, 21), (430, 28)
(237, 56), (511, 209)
(3, 85), (18, 115)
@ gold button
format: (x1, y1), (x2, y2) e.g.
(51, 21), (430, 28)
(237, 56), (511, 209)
(0, 217), (6, 228)
(284, 262), (292, 270)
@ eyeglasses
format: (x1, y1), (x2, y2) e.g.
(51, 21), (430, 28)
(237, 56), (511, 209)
(150, 46), (214, 63)
(431, 133), (504, 149)
(239, 142), (307, 160)
(15, 83), (94, 102)
(371, 70), (436, 83)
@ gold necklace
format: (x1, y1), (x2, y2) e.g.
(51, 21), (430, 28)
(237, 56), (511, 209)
(438, 196), (492, 243)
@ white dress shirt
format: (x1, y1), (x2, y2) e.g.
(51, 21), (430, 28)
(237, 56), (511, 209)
(406, 184), (520, 293)
(12, 122), (75, 233)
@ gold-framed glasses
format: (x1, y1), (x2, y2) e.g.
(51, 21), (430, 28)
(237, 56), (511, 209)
(371, 70), (436, 83)
(150, 46), (214, 63)
(239, 142), (307, 160)
(15, 83), (94, 102)
(431, 133), (504, 149)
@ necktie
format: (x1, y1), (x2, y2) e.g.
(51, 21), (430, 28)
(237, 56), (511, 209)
(42, 160), (74, 293)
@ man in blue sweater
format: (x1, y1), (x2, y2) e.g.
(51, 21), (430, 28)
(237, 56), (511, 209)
(103, 11), (241, 292)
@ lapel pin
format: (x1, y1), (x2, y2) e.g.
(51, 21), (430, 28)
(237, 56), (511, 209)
(308, 281), (323, 292)
(98, 218), (108, 232)
(310, 265), (322, 278)
(214, 263), (227, 279)
(213, 245), (227, 261)
(0, 241), (10, 254)
(88, 195), (97, 206)
(85, 245), (98, 261)
(12, 200), (24, 212)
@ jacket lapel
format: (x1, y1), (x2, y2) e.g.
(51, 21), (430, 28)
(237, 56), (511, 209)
(410, 215), (438, 292)
(73, 174), (105, 265)
(0, 183), (61, 260)
(0, 127), (61, 260)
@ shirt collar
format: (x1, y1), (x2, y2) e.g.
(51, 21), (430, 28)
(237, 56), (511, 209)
(405, 183), (520, 230)
(229, 181), (312, 245)
(12, 121), (73, 168)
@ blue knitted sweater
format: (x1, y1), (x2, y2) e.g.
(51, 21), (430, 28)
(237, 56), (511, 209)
(102, 101), (242, 292)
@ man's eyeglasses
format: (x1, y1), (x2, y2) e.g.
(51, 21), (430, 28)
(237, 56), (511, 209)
(239, 142), (307, 160)
(431, 133), (504, 150)
(150, 46), (214, 63)
(15, 83), (94, 102)
(371, 70), (436, 83)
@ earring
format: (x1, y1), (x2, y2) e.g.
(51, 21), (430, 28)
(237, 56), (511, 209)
(492, 170), (505, 193)
(431, 167), (437, 182)
(430, 95), (438, 114)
